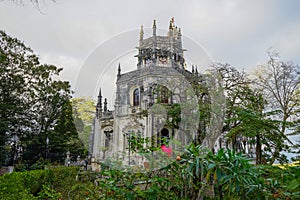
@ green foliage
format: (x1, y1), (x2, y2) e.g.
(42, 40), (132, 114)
(256, 165), (300, 199)
(0, 30), (84, 166)
(0, 166), (79, 199)
(29, 157), (50, 170)
(72, 97), (96, 151)
(166, 103), (181, 129)
(51, 99), (86, 162)
(36, 184), (62, 200)
(1, 151), (299, 199)
(179, 145), (261, 199)
(254, 52), (300, 164)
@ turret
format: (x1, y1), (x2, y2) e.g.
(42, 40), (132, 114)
(96, 88), (102, 118)
(135, 18), (185, 69)
(152, 19), (156, 37)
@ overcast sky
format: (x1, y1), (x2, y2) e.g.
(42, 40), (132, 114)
(1, 0), (300, 102)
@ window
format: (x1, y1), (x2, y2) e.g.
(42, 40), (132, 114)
(160, 86), (169, 104)
(158, 128), (170, 145)
(105, 137), (110, 148)
(133, 88), (140, 106)
(104, 129), (113, 149)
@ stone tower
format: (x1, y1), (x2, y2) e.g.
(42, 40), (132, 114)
(92, 18), (199, 167)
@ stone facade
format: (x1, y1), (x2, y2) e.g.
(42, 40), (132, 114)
(91, 19), (200, 167)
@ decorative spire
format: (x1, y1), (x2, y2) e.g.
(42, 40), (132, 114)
(153, 19), (156, 36)
(195, 66), (198, 75)
(169, 20), (172, 30)
(169, 17), (175, 30)
(192, 65), (194, 73)
(178, 28), (181, 36)
(98, 88), (102, 101)
(104, 98), (108, 112)
(118, 63), (121, 77)
(139, 25), (144, 43)
(96, 88), (102, 118)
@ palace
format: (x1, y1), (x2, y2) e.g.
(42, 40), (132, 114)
(91, 18), (202, 168)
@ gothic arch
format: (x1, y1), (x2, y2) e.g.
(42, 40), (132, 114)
(156, 127), (172, 146)
(159, 86), (169, 104)
(103, 126), (113, 149)
(133, 88), (140, 106)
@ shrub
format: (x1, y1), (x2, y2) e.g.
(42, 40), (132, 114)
(0, 166), (80, 199)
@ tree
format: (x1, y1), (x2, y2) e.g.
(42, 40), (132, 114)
(211, 64), (252, 150)
(209, 63), (284, 164)
(0, 30), (79, 165)
(289, 84), (300, 160)
(72, 97), (95, 152)
(0, 30), (38, 165)
(190, 67), (226, 150)
(50, 99), (86, 162)
(227, 104), (283, 164)
(254, 51), (300, 164)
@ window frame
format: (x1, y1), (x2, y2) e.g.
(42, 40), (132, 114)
(133, 88), (140, 106)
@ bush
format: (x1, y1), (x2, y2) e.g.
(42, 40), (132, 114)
(0, 166), (80, 199)
(0, 171), (37, 199)
(0, 150), (299, 199)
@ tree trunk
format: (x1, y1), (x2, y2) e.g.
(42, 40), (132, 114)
(256, 135), (261, 164)
(218, 185), (223, 200)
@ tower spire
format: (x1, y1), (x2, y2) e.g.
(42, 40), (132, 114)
(152, 19), (157, 64)
(104, 98), (108, 112)
(98, 88), (102, 102)
(96, 88), (102, 118)
(118, 63), (121, 77)
(169, 17), (175, 30)
(169, 20), (172, 30)
(152, 19), (156, 36)
(139, 25), (144, 45)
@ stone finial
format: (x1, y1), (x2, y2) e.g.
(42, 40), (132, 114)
(153, 19), (157, 36)
(104, 98), (108, 112)
(98, 88), (102, 108)
(118, 63), (121, 77)
(98, 88), (102, 102)
(169, 17), (175, 30)
(96, 88), (102, 118)
(139, 25), (144, 42)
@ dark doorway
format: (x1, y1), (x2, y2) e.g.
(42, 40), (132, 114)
(159, 128), (170, 145)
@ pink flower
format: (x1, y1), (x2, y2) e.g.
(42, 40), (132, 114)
(161, 145), (172, 157)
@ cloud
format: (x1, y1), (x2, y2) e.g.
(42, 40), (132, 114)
(273, 23), (300, 63)
(39, 54), (81, 85)
(0, 0), (299, 99)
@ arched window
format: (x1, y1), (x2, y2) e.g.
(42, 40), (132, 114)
(158, 128), (170, 145)
(160, 86), (169, 104)
(104, 129), (113, 150)
(133, 88), (140, 106)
